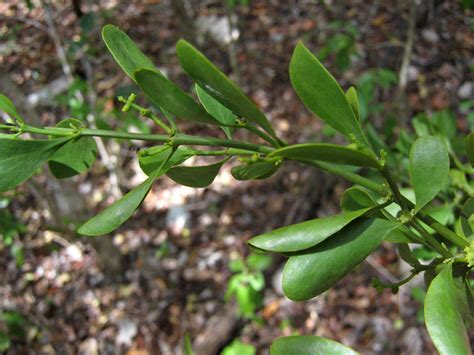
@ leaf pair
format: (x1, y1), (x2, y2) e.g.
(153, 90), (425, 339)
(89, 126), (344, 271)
(79, 146), (228, 236)
(102, 25), (273, 137)
(139, 146), (227, 188)
(248, 209), (399, 300)
(78, 148), (175, 236)
(289, 44), (370, 150)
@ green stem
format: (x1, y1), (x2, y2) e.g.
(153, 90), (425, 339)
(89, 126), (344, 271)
(417, 214), (469, 248)
(118, 97), (172, 135)
(409, 220), (452, 258)
(399, 195), (470, 249)
(381, 167), (407, 210)
(16, 124), (274, 155)
(189, 148), (256, 156)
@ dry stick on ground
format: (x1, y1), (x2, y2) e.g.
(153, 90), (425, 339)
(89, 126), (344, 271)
(42, 1), (123, 198)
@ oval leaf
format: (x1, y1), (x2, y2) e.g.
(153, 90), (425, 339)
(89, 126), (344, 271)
(271, 336), (358, 355)
(282, 218), (399, 301)
(231, 161), (280, 181)
(102, 25), (156, 81)
(0, 137), (70, 192)
(176, 40), (277, 139)
(289, 43), (369, 148)
(268, 143), (379, 168)
(135, 69), (219, 126)
(48, 119), (97, 179)
(0, 94), (24, 123)
(195, 84), (235, 138)
(409, 135), (449, 212)
(248, 208), (371, 253)
(425, 264), (472, 355)
(167, 158), (228, 188)
(78, 150), (173, 236)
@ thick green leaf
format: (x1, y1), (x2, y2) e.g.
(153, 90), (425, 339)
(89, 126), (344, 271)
(270, 336), (358, 355)
(176, 40), (277, 139)
(425, 265), (472, 355)
(248, 208), (371, 253)
(282, 218), (399, 301)
(48, 119), (97, 179)
(345, 87), (360, 121)
(289, 43), (368, 147)
(268, 143), (379, 168)
(231, 161), (280, 180)
(0, 137), (70, 192)
(195, 84), (235, 138)
(78, 150), (173, 236)
(139, 146), (194, 176)
(167, 158), (228, 188)
(135, 69), (219, 126)
(102, 25), (156, 80)
(467, 133), (474, 166)
(0, 94), (24, 123)
(409, 135), (449, 212)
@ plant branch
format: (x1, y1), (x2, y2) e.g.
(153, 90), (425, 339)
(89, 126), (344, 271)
(409, 220), (452, 258)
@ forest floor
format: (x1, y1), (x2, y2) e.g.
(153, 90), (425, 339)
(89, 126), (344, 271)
(0, 0), (473, 354)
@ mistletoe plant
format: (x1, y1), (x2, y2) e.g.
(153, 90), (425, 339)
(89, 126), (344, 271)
(1, 25), (473, 354)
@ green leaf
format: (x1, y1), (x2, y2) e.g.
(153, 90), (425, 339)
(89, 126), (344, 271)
(176, 40), (277, 139)
(183, 333), (193, 355)
(425, 265), (472, 355)
(248, 208), (371, 253)
(409, 135), (449, 213)
(340, 186), (378, 212)
(467, 133), (474, 166)
(0, 137), (70, 192)
(270, 336), (358, 355)
(345, 86), (360, 121)
(268, 143), (379, 168)
(167, 158), (228, 188)
(282, 218), (399, 301)
(102, 25), (156, 81)
(222, 340), (256, 355)
(385, 228), (413, 243)
(0, 94), (24, 123)
(231, 161), (280, 180)
(195, 84), (235, 138)
(139, 146), (194, 176)
(78, 150), (173, 236)
(48, 119), (97, 179)
(289, 43), (369, 148)
(135, 69), (220, 126)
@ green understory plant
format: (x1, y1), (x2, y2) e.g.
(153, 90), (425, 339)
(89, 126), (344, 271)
(1, 25), (473, 354)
